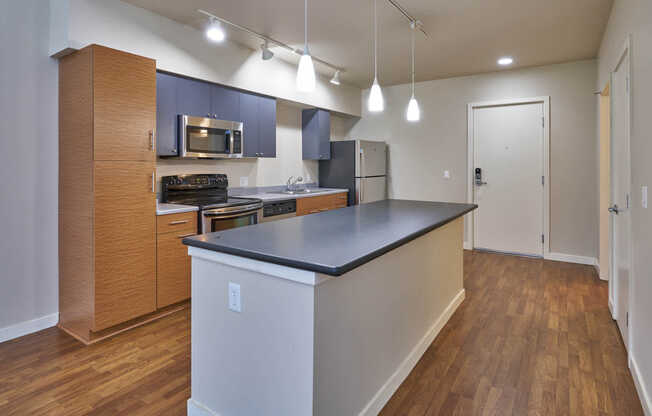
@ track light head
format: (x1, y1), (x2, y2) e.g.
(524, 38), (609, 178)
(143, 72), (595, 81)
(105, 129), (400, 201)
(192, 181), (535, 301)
(261, 40), (274, 60)
(330, 70), (341, 85)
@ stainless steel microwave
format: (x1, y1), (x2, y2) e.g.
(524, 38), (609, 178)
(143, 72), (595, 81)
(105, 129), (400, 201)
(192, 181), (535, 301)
(179, 115), (243, 159)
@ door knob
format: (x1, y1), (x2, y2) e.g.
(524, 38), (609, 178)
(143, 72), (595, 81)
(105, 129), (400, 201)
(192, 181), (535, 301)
(608, 204), (620, 214)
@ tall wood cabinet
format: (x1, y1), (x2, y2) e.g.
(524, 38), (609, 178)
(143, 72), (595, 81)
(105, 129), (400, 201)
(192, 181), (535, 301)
(59, 45), (158, 343)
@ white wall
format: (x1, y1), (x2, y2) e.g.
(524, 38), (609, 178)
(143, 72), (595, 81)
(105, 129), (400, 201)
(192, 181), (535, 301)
(598, 1), (652, 413)
(0, 1), (59, 333)
(49, 0), (362, 117)
(348, 60), (598, 258)
(156, 102), (320, 190)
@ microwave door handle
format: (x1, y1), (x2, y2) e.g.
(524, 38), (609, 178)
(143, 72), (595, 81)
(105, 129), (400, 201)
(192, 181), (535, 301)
(228, 130), (234, 154)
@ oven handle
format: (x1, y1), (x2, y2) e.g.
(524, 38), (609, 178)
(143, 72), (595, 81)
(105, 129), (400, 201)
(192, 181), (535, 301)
(202, 210), (260, 220)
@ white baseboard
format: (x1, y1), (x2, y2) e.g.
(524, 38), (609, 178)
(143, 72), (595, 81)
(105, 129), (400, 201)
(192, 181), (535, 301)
(463, 241), (472, 250)
(0, 313), (59, 344)
(359, 289), (466, 416)
(630, 355), (652, 416)
(544, 252), (598, 267)
(187, 399), (218, 416)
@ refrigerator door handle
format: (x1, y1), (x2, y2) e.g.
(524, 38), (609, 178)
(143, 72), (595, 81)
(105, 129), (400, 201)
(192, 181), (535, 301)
(360, 177), (364, 204)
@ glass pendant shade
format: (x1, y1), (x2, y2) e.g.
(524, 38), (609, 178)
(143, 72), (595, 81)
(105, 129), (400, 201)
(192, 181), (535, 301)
(296, 52), (316, 92)
(368, 78), (384, 112)
(406, 94), (420, 122)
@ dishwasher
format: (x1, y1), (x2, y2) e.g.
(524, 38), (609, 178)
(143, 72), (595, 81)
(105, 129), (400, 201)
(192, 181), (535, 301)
(261, 200), (297, 223)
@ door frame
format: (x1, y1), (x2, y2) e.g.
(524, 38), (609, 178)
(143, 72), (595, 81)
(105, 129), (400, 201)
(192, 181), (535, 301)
(608, 35), (633, 353)
(466, 96), (551, 257)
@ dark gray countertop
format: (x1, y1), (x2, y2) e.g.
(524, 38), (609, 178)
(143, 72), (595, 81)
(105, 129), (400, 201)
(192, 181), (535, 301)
(183, 199), (477, 276)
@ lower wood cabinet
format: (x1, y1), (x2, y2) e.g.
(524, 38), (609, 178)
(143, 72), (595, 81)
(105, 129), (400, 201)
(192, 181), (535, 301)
(156, 212), (196, 308)
(94, 161), (157, 331)
(296, 192), (348, 216)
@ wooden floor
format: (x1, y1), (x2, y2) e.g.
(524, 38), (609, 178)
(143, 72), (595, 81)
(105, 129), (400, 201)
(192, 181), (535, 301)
(381, 251), (643, 416)
(0, 251), (642, 415)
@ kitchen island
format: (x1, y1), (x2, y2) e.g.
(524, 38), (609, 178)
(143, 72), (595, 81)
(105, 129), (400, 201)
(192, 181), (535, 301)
(183, 199), (476, 416)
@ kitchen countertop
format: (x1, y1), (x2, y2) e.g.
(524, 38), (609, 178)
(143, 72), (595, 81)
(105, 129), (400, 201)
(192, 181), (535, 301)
(238, 188), (348, 203)
(183, 199), (477, 276)
(156, 203), (199, 216)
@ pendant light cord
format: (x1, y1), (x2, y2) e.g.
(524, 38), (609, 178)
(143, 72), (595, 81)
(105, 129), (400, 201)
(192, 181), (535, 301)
(410, 21), (415, 96)
(374, 0), (378, 79)
(304, 0), (308, 53)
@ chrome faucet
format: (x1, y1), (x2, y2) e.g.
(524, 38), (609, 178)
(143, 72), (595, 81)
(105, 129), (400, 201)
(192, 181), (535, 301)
(286, 176), (303, 191)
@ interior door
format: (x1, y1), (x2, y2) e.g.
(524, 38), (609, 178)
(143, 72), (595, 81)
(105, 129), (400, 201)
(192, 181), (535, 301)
(610, 48), (631, 346)
(94, 161), (157, 331)
(473, 102), (544, 256)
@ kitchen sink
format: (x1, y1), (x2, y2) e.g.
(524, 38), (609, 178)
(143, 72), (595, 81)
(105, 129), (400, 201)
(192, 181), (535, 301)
(269, 189), (332, 195)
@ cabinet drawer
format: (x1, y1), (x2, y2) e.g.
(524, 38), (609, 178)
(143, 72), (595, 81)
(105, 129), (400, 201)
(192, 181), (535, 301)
(157, 212), (197, 234)
(296, 192), (348, 216)
(156, 230), (194, 308)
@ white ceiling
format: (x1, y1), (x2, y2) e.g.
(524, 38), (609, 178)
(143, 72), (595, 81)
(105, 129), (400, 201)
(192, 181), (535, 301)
(123, 0), (613, 88)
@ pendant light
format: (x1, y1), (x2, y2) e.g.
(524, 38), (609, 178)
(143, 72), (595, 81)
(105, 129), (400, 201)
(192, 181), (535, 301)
(296, 0), (316, 92)
(368, 0), (384, 112)
(406, 21), (420, 122)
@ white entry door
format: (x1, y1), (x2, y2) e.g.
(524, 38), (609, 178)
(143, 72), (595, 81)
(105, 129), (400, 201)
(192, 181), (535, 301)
(610, 45), (631, 347)
(472, 102), (545, 256)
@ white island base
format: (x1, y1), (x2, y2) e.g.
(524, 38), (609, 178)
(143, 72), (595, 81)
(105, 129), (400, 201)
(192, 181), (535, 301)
(187, 217), (465, 416)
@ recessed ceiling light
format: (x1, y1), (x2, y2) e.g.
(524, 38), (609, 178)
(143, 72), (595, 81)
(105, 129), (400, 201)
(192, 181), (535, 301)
(498, 57), (514, 66)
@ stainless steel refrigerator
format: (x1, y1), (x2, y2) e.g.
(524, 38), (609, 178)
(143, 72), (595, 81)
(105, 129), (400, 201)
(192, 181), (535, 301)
(319, 140), (387, 205)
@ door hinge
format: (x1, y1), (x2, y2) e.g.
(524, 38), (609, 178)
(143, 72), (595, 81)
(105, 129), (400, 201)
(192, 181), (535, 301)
(627, 312), (629, 327)
(542, 176), (545, 186)
(626, 193), (630, 209)
(542, 117), (545, 128)
(541, 234), (545, 244)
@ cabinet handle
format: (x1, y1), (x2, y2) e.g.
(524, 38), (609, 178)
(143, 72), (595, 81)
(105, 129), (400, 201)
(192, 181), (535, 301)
(177, 233), (196, 239)
(149, 130), (155, 150)
(169, 220), (189, 225)
(152, 172), (156, 193)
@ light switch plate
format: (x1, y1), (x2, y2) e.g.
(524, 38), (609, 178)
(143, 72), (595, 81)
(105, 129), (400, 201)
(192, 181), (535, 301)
(239, 177), (249, 187)
(642, 186), (648, 209)
(228, 282), (241, 312)
(443, 170), (451, 179)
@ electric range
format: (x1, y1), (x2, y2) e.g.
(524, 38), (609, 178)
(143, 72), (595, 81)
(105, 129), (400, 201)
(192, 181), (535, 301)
(161, 174), (263, 234)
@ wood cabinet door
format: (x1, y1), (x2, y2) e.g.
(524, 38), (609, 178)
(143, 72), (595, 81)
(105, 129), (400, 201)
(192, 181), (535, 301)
(92, 45), (156, 162)
(93, 161), (156, 331)
(156, 228), (194, 308)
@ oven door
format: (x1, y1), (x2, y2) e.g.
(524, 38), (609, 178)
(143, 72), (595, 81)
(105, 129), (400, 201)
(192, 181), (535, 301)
(180, 115), (242, 158)
(202, 207), (263, 234)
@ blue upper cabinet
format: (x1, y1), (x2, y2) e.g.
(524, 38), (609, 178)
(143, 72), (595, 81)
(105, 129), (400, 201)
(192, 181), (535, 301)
(176, 77), (211, 118)
(211, 85), (240, 121)
(257, 95), (276, 158)
(239, 93), (259, 158)
(156, 72), (178, 156)
(156, 72), (276, 158)
(302, 109), (331, 160)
